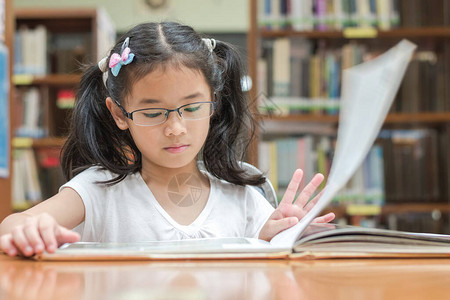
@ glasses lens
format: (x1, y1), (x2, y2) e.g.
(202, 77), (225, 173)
(133, 109), (167, 126)
(181, 102), (214, 120)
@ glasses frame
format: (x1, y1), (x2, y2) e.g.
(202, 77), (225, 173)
(113, 100), (217, 127)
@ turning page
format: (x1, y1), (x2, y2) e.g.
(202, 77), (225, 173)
(271, 40), (417, 247)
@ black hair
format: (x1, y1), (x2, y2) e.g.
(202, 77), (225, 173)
(61, 22), (265, 186)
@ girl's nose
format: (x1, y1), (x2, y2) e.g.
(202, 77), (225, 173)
(164, 112), (186, 136)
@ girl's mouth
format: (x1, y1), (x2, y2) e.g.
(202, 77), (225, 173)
(164, 144), (189, 153)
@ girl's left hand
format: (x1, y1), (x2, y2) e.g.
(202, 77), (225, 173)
(259, 169), (335, 242)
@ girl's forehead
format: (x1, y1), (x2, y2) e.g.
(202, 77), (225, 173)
(127, 65), (210, 105)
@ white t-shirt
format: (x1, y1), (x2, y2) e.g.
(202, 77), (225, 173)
(60, 167), (275, 242)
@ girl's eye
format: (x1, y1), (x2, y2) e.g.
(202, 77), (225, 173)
(184, 104), (201, 113)
(143, 111), (163, 118)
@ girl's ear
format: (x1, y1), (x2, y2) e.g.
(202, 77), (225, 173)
(105, 97), (129, 130)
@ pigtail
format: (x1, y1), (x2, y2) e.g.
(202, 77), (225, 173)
(202, 41), (265, 186)
(61, 64), (140, 183)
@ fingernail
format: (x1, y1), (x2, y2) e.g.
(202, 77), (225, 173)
(25, 246), (33, 253)
(8, 249), (16, 256)
(47, 245), (56, 252)
(35, 244), (43, 252)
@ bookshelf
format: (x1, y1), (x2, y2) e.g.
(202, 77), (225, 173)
(0, 0), (13, 220)
(10, 8), (115, 212)
(247, 0), (450, 233)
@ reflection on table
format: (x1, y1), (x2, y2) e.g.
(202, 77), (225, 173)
(1, 255), (450, 300)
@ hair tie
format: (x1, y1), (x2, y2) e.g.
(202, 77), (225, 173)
(202, 38), (216, 53)
(98, 56), (109, 86)
(98, 56), (108, 72)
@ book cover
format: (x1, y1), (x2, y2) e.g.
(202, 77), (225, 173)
(0, 43), (9, 178)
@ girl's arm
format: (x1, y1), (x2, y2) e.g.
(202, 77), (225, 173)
(0, 187), (84, 257)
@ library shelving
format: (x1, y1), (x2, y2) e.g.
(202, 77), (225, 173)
(247, 0), (450, 233)
(10, 8), (115, 212)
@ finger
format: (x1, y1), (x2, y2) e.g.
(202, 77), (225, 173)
(264, 217), (299, 241)
(23, 219), (45, 254)
(303, 189), (325, 212)
(11, 227), (34, 256)
(278, 204), (305, 219)
(38, 217), (58, 253)
(267, 209), (285, 222)
(55, 226), (80, 246)
(312, 213), (335, 224)
(294, 173), (324, 208)
(1, 234), (18, 256)
(279, 169), (303, 206)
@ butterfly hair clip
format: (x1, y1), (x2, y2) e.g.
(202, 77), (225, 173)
(109, 37), (135, 77)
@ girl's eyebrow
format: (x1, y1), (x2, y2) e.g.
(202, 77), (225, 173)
(139, 98), (160, 104)
(138, 92), (205, 105)
(183, 92), (203, 100)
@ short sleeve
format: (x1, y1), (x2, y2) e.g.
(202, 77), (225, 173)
(244, 186), (275, 238)
(58, 167), (111, 239)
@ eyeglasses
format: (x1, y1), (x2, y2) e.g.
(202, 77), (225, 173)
(114, 100), (216, 126)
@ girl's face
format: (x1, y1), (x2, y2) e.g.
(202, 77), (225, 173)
(108, 65), (213, 173)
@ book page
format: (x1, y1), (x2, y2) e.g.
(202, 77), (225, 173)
(271, 40), (417, 247)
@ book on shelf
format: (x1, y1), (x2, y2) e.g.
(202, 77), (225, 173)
(14, 25), (48, 75)
(12, 148), (42, 210)
(12, 142), (65, 211)
(259, 0), (450, 31)
(396, 51), (448, 113)
(0, 0), (5, 43)
(56, 89), (76, 109)
(440, 124), (450, 201)
(35, 146), (65, 200)
(14, 87), (47, 138)
(388, 212), (449, 234)
(258, 37), (450, 115)
(258, 0), (403, 31)
(401, 0), (450, 28)
(0, 42), (9, 178)
(259, 135), (385, 206)
(32, 40), (449, 261)
(379, 129), (441, 203)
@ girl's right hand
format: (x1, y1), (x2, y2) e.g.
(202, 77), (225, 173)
(0, 213), (80, 257)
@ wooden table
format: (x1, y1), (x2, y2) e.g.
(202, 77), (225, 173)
(1, 254), (450, 300)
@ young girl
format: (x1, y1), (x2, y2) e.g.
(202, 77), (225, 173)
(0, 22), (334, 257)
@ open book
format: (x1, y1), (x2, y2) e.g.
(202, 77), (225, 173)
(35, 223), (450, 261)
(35, 39), (450, 261)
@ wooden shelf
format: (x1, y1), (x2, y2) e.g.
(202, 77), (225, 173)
(12, 137), (67, 149)
(13, 74), (81, 86)
(257, 112), (450, 125)
(382, 203), (450, 214)
(258, 114), (339, 123)
(31, 137), (66, 148)
(15, 8), (97, 19)
(260, 27), (450, 39)
(384, 112), (450, 124)
(15, 8), (97, 33)
(326, 203), (450, 219)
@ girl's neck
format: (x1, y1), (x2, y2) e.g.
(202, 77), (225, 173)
(140, 159), (206, 187)
(139, 159), (211, 226)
